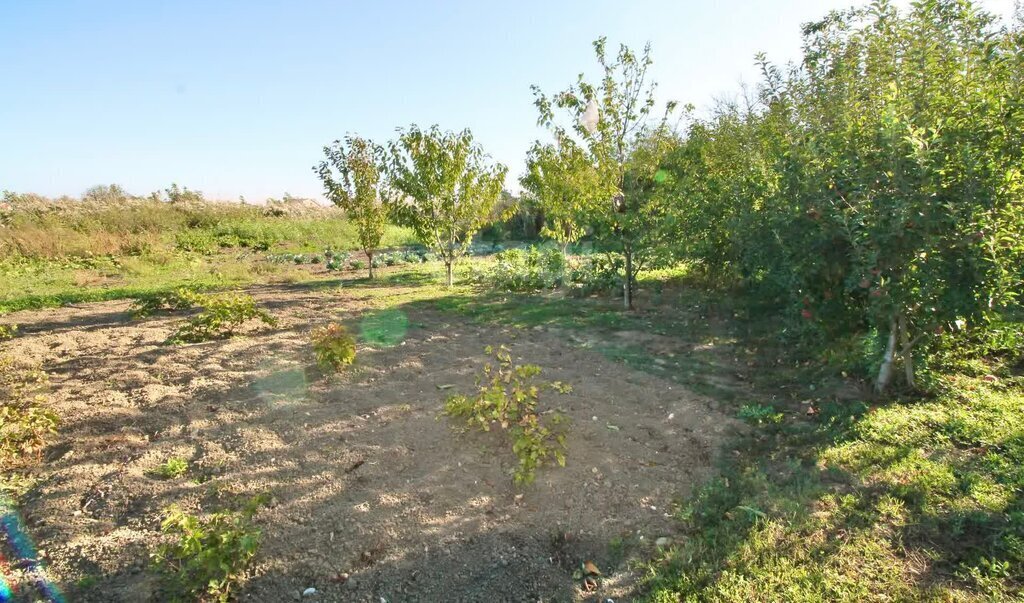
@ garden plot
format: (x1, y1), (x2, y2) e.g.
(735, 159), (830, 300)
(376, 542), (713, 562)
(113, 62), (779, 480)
(4, 282), (734, 602)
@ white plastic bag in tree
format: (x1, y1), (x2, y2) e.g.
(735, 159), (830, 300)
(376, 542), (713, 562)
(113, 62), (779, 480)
(581, 99), (599, 134)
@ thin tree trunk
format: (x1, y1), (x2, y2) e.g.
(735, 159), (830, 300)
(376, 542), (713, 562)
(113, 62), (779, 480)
(875, 314), (898, 395)
(445, 261), (453, 287)
(623, 242), (634, 311)
(367, 251), (375, 279)
(899, 313), (916, 389)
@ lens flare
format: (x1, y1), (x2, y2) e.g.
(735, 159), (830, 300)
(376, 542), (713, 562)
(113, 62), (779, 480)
(360, 309), (409, 348)
(0, 497), (65, 602)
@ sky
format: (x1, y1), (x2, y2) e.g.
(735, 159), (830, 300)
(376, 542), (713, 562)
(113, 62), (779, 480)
(0, 0), (1017, 202)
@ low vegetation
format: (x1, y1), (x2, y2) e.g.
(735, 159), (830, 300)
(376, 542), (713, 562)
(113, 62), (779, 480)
(131, 287), (206, 318)
(150, 458), (189, 480)
(310, 323), (357, 370)
(0, 355), (58, 469)
(171, 293), (276, 343)
(444, 345), (572, 485)
(152, 497), (265, 603)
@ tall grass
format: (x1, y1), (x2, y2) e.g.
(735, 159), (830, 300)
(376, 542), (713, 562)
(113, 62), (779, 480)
(0, 190), (416, 258)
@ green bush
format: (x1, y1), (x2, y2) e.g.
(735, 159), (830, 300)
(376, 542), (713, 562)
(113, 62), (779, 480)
(0, 355), (58, 469)
(311, 323), (356, 370)
(481, 246), (566, 292)
(444, 345), (571, 485)
(568, 254), (622, 297)
(172, 293), (276, 343)
(152, 498), (265, 603)
(131, 287), (205, 318)
(349, 259), (366, 270)
(0, 324), (17, 340)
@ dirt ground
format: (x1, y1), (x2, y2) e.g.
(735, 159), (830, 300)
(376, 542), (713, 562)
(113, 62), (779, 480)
(2, 280), (736, 602)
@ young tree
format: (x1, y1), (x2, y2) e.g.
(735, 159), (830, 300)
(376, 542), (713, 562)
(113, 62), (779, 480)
(314, 135), (390, 279)
(385, 125), (508, 286)
(531, 37), (677, 309)
(520, 141), (592, 256)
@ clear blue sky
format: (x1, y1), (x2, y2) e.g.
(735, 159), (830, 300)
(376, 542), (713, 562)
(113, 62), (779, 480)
(0, 0), (1016, 201)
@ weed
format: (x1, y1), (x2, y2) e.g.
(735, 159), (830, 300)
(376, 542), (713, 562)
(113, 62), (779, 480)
(444, 345), (571, 485)
(310, 323), (356, 370)
(152, 497), (265, 603)
(171, 293), (276, 343)
(737, 403), (784, 425)
(0, 355), (58, 469)
(0, 324), (17, 340)
(131, 287), (205, 318)
(151, 457), (189, 479)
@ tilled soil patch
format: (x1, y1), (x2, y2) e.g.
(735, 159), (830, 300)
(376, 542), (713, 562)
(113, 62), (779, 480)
(2, 283), (735, 602)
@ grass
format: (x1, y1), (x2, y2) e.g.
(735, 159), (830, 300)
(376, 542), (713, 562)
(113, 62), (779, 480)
(635, 327), (1024, 602)
(0, 194), (416, 259)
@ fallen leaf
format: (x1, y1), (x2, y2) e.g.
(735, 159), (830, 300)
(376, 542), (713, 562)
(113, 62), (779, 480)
(436, 384), (455, 390)
(584, 560), (601, 576)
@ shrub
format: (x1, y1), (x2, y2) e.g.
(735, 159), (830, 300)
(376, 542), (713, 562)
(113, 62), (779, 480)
(444, 345), (571, 485)
(152, 497), (265, 603)
(567, 254), (622, 297)
(349, 259), (366, 270)
(0, 324), (17, 340)
(131, 287), (205, 318)
(311, 323), (356, 370)
(0, 355), (58, 469)
(482, 246), (567, 292)
(151, 457), (189, 480)
(172, 293), (276, 343)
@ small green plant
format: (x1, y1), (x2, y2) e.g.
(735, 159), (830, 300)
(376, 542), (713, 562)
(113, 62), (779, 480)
(311, 323), (356, 370)
(152, 497), (265, 603)
(349, 259), (366, 270)
(737, 403), (784, 425)
(480, 246), (567, 292)
(131, 287), (205, 318)
(151, 457), (189, 479)
(171, 293), (276, 343)
(0, 324), (18, 340)
(0, 355), (58, 468)
(444, 345), (571, 485)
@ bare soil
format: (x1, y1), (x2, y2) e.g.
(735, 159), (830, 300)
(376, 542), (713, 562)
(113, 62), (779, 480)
(2, 281), (736, 602)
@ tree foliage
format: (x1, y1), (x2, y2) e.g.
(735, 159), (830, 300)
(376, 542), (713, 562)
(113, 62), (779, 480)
(315, 135), (390, 278)
(660, 0), (1024, 392)
(530, 37), (678, 308)
(386, 125), (508, 286)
